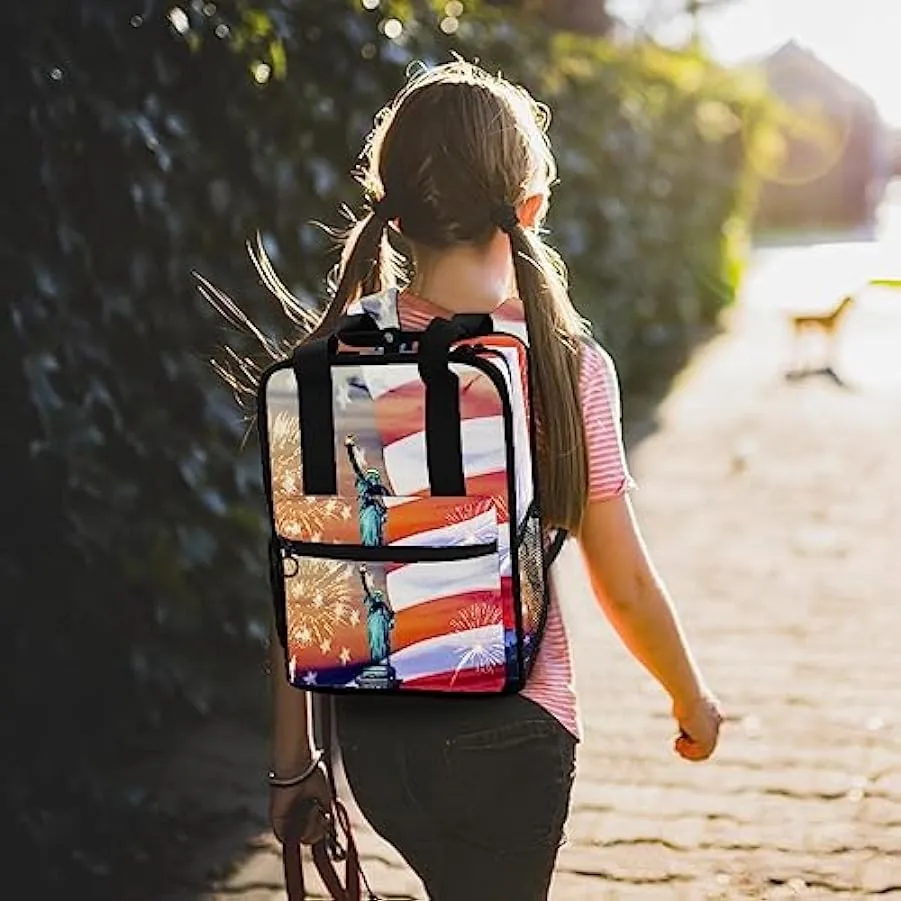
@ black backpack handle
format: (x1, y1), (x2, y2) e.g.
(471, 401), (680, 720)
(415, 314), (495, 497)
(331, 311), (492, 353)
(292, 310), (496, 497)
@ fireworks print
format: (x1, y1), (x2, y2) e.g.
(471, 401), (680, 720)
(268, 409), (302, 524)
(269, 405), (355, 538)
(279, 496), (353, 542)
(449, 602), (505, 685)
(449, 637), (505, 678)
(286, 557), (354, 649)
(443, 498), (493, 524)
(441, 498), (495, 545)
(450, 601), (503, 633)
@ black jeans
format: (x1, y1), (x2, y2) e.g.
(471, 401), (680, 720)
(336, 693), (577, 901)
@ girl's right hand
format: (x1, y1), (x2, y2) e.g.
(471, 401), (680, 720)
(269, 763), (334, 846)
(672, 693), (723, 762)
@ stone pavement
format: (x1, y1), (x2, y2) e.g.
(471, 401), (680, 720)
(186, 258), (901, 900)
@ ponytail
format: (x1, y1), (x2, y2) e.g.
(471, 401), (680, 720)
(507, 224), (589, 533)
(307, 205), (397, 342)
(200, 205), (397, 412)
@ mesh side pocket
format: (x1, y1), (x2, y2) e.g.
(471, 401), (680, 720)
(516, 504), (550, 673)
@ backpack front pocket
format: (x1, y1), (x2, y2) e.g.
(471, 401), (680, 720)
(275, 493), (502, 549)
(275, 497), (516, 694)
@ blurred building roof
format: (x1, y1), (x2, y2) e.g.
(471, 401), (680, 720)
(751, 40), (878, 117)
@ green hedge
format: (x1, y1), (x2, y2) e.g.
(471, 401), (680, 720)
(3, 0), (765, 893)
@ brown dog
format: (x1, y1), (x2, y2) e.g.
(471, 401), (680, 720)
(787, 294), (856, 377)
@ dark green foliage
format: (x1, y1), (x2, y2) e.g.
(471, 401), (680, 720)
(2, 0), (761, 894)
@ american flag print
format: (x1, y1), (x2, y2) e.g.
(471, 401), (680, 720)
(261, 288), (550, 693)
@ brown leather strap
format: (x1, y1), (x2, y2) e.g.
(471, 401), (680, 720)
(283, 840), (306, 900)
(282, 800), (363, 901)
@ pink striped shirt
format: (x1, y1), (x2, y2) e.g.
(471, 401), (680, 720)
(397, 292), (634, 740)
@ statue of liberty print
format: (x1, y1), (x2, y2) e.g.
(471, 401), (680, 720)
(358, 563), (395, 663)
(345, 434), (391, 547)
(354, 564), (400, 690)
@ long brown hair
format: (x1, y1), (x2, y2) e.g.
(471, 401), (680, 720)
(321, 62), (590, 530)
(218, 62), (591, 531)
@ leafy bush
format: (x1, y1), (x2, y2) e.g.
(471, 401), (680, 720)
(2, 0), (765, 893)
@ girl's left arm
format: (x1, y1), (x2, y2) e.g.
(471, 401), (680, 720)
(268, 619), (332, 846)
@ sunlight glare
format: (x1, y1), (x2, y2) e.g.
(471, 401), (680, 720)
(612, 0), (901, 125)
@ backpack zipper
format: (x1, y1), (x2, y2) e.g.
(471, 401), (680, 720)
(278, 537), (498, 564)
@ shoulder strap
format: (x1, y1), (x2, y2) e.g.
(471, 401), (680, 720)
(545, 528), (568, 569)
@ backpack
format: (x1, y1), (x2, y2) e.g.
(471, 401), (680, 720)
(257, 287), (566, 697)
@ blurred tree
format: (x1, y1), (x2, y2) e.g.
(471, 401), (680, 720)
(2, 1), (408, 894)
(485, 0), (613, 34)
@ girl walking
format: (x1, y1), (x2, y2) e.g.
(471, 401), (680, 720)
(267, 61), (723, 901)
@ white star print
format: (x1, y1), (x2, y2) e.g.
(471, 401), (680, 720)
(335, 380), (352, 410)
(376, 294), (395, 323)
(303, 671), (318, 685)
(319, 638), (332, 655)
(339, 647), (352, 665)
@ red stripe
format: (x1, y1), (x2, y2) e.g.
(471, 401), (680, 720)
(413, 471), (510, 523)
(393, 589), (503, 648)
(384, 495), (496, 543)
(375, 371), (504, 447)
(399, 664), (506, 692)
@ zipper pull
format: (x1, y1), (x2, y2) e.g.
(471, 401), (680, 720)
(277, 537), (299, 578)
